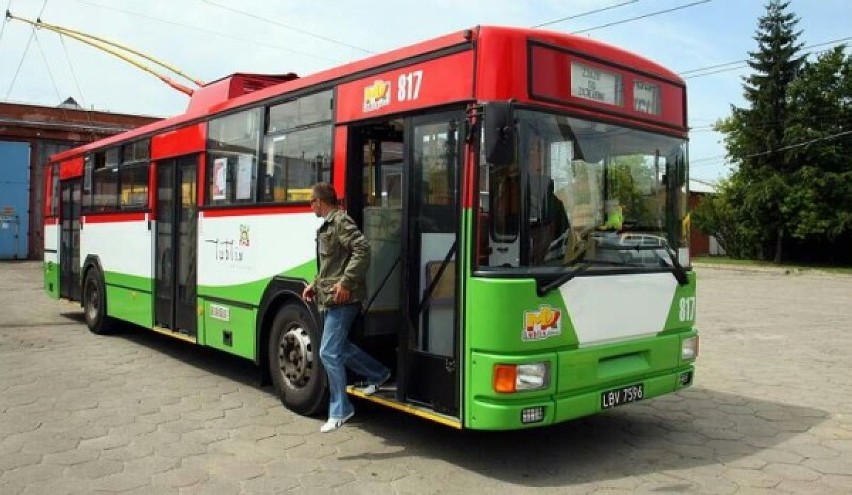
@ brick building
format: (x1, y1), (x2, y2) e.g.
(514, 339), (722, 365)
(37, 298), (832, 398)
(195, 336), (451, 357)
(688, 178), (725, 257)
(0, 99), (159, 259)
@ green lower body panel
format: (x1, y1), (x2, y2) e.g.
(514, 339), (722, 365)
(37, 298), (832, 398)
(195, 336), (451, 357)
(552, 367), (693, 423)
(43, 262), (59, 299)
(106, 285), (153, 328)
(199, 298), (256, 360)
(467, 366), (694, 430)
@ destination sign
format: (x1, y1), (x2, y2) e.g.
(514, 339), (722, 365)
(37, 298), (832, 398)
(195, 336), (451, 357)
(570, 62), (623, 106)
(529, 41), (687, 128)
(633, 80), (661, 115)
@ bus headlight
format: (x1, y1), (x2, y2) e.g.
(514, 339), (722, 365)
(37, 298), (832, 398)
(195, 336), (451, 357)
(681, 336), (699, 360)
(494, 362), (549, 393)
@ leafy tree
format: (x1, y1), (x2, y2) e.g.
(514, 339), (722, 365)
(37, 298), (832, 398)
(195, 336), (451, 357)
(714, 0), (805, 262)
(783, 47), (852, 247)
(692, 175), (762, 259)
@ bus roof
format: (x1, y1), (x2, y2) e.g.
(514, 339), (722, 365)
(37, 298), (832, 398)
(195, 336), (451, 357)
(50, 25), (683, 163)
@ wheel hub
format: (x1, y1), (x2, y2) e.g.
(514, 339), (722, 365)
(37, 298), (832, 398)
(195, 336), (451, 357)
(279, 326), (313, 388)
(85, 280), (99, 323)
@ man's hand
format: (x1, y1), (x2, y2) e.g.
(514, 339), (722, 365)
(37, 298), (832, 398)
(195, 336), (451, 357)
(301, 285), (315, 302)
(331, 283), (351, 304)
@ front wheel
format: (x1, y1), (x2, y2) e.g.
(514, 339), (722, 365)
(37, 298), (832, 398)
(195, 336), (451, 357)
(83, 268), (115, 335)
(268, 304), (326, 415)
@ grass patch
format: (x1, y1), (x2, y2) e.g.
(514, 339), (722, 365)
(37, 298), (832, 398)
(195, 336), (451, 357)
(693, 256), (852, 274)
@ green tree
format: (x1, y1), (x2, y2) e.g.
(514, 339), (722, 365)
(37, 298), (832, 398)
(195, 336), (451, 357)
(692, 175), (762, 259)
(783, 47), (852, 248)
(715, 0), (805, 262)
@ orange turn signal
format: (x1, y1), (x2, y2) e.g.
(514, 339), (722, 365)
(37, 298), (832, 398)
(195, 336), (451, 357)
(493, 364), (517, 393)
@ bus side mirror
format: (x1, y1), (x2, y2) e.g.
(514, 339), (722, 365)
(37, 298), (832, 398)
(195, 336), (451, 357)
(484, 101), (515, 165)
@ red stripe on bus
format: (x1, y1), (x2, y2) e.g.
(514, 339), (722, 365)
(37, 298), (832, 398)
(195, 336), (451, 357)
(333, 126), (347, 197)
(59, 156), (84, 179)
(198, 153), (207, 206)
(83, 212), (147, 223)
(201, 205), (313, 218)
(151, 123), (206, 160)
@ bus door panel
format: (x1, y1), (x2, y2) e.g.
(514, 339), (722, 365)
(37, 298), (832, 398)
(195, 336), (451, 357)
(154, 156), (198, 336)
(59, 179), (82, 301)
(345, 123), (405, 383)
(348, 123), (405, 337)
(402, 111), (463, 416)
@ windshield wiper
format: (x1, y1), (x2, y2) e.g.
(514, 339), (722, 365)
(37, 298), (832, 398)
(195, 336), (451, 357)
(537, 263), (591, 296)
(660, 246), (690, 286)
(597, 243), (689, 286)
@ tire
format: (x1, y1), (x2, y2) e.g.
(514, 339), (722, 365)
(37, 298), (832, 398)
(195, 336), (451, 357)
(82, 268), (116, 335)
(268, 303), (327, 415)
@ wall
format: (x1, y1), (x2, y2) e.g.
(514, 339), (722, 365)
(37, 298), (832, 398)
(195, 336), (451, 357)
(0, 141), (30, 259)
(0, 102), (160, 259)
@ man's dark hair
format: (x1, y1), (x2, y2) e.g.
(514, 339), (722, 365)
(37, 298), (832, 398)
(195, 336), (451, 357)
(312, 182), (338, 206)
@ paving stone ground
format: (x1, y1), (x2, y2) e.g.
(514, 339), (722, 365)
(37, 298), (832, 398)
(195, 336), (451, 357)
(1, 260), (851, 494)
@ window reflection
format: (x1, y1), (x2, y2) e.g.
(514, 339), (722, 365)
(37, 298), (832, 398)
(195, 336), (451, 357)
(480, 110), (688, 270)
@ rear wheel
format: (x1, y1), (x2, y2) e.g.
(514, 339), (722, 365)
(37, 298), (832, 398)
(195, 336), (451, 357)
(83, 268), (115, 335)
(268, 304), (326, 415)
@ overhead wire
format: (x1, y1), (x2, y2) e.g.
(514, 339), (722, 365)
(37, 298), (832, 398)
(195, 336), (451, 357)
(32, 28), (68, 119)
(75, 0), (340, 62)
(5, 0), (47, 101)
(686, 36), (852, 169)
(200, 0), (374, 55)
(532, 0), (638, 29)
(681, 36), (852, 79)
(572, 0), (711, 35)
(691, 109), (852, 133)
(59, 33), (88, 111)
(746, 129), (852, 158)
(0, 0), (12, 42)
(59, 32), (98, 138)
(690, 129), (852, 168)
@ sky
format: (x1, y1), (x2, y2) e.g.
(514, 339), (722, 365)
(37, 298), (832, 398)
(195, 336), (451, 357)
(1, 0), (851, 184)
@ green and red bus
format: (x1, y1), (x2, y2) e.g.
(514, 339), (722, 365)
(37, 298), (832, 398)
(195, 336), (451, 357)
(43, 26), (697, 430)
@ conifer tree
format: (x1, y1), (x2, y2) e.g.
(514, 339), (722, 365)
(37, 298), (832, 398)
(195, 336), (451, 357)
(716, 0), (805, 262)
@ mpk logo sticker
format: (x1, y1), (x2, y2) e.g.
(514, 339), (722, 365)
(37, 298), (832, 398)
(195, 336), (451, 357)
(363, 79), (391, 112)
(523, 305), (562, 341)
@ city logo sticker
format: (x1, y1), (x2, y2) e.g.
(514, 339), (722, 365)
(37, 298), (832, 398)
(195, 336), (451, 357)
(523, 305), (562, 341)
(205, 223), (252, 263)
(363, 79), (391, 112)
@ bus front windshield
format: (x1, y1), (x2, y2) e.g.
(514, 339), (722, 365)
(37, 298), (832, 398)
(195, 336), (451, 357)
(480, 109), (688, 271)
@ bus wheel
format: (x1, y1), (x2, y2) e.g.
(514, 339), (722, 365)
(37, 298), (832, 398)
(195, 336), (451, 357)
(83, 269), (115, 335)
(268, 304), (326, 415)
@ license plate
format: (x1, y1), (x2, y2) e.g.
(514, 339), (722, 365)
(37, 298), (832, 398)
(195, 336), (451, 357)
(601, 383), (644, 409)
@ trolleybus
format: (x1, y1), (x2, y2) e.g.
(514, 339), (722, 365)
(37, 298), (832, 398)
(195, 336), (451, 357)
(43, 25), (698, 430)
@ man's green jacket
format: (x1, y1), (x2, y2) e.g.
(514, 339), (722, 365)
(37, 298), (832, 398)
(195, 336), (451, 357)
(311, 208), (370, 310)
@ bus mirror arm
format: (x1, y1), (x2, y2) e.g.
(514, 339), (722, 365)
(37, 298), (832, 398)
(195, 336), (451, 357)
(483, 101), (515, 165)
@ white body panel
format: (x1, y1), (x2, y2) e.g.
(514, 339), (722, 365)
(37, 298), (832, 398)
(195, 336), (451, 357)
(44, 221), (58, 264)
(79, 216), (152, 277)
(197, 212), (321, 287)
(559, 273), (677, 346)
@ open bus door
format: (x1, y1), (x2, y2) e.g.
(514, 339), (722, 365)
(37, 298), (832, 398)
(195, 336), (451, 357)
(59, 179), (82, 301)
(154, 156), (198, 338)
(347, 110), (463, 419)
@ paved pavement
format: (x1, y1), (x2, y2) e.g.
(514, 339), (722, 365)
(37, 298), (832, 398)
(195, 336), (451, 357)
(1, 260), (851, 494)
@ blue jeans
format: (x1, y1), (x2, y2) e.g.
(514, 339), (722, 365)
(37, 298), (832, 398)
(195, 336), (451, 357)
(319, 304), (389, 420)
